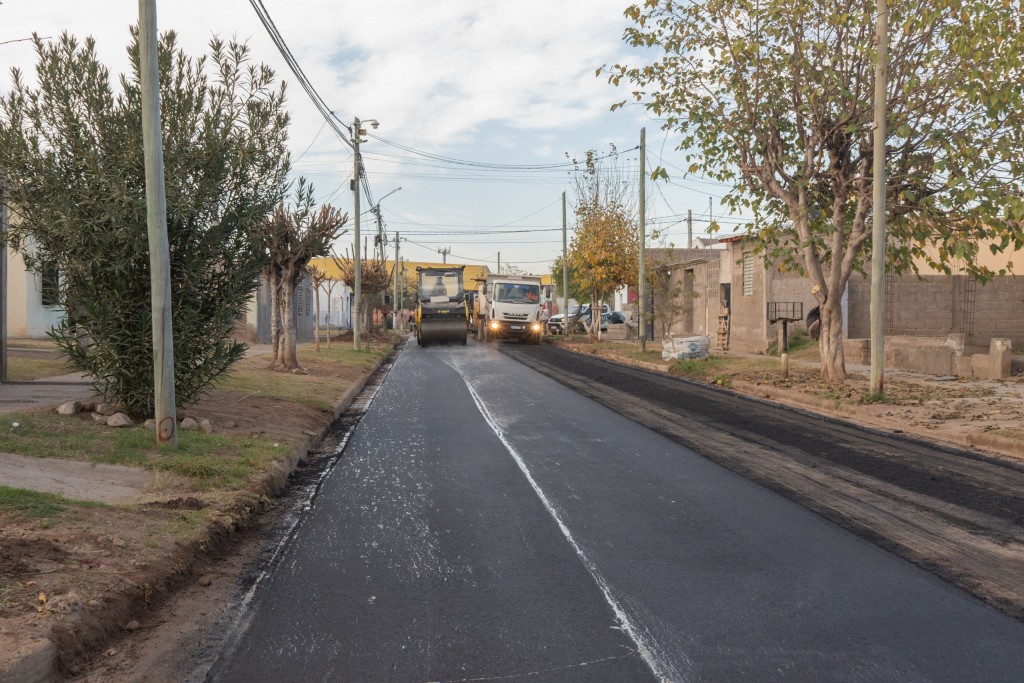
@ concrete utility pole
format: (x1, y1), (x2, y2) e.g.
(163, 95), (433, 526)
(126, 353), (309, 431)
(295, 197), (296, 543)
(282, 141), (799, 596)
(393, 232), (400, 330)
(139, 0), (176, 447)
(687, 209), (693, 249)
(561, 191), (568, 335)
(497, 252), (501, 274)
(1, 179), (8, 383)
(639, 127), (647, 353)
(869, 0), (888, 395)
(437, 246), (450, 264)
(352, 117), (363, 351)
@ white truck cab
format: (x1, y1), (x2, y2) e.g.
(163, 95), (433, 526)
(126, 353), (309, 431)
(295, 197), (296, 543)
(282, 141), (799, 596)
(477, 275), (543, 343)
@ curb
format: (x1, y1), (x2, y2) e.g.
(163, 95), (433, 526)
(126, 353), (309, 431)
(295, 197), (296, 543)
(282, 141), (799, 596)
(4, 346), (396, 682)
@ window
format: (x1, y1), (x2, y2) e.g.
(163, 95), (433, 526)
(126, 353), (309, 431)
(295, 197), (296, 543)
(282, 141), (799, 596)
(742, 252), (754, 297)
(41, 261), (60, 307)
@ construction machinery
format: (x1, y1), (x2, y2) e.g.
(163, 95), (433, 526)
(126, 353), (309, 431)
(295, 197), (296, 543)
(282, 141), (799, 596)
(477, 274), (543, 344)
(415, 266), (469, 347)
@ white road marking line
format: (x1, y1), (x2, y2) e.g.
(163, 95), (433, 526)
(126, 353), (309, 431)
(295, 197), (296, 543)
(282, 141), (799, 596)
(456, 368), (675, 682)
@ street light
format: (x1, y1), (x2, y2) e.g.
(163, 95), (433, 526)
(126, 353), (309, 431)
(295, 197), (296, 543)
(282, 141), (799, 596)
(351, 116), (379, 351)
(371, 186), (401, 258)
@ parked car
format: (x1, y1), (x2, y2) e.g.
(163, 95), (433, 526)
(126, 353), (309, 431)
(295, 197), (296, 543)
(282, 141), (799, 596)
(547, 304), (612, 335)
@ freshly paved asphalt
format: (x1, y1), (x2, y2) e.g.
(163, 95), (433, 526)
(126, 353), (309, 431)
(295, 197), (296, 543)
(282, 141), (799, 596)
(209, 340), (1024, 682)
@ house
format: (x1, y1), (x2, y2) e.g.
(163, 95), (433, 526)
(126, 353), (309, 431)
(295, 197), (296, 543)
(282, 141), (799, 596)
(714, 234), (1024, 376)
(2, 210), (63, 338)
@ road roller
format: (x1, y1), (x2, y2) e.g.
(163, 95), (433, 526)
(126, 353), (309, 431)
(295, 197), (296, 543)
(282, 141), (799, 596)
(415, 266), (469, 347)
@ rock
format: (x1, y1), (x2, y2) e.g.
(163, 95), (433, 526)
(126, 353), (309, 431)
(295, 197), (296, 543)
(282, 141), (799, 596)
(291, 368), (308, 375)
(197, 575), (212, 587)
(111, 537), (126, 548)
(180, 417), (199, 431)
(144, 418), (157, 430)
(224, 420), (238, 429)
(95, 403), (116, 416)
(88, 599), (102, 609)
(107, 413), (133, 428)
(199, 419), (213, 434)
(57, 401), (81, 416)
(125, 620), (140, 631)
(91, 412), (109, 424)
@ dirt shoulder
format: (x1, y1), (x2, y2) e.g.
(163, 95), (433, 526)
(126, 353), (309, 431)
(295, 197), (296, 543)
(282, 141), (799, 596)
(0, 338), (396, 680)
(549, 337), (1024, 463)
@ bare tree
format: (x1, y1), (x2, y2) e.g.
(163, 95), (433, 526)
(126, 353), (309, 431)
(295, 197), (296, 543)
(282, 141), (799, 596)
(259, 179), (347, 370)
(332, 250), (392, 348)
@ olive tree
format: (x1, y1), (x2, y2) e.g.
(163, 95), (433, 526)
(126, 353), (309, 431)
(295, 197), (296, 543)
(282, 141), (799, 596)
(0, 31), (291, 416)
(610, 0), (1024, 381)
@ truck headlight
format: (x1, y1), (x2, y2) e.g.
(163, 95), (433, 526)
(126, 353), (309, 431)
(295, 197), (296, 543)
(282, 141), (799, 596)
(489, 321), (500, 330)
(531, 323), (541, 332)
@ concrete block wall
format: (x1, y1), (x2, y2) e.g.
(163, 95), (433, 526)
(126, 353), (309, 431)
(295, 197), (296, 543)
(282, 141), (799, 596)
(972, 279), (1024, 348)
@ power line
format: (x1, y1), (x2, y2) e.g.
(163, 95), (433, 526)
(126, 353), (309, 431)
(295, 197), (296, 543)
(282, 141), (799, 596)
(247, 0), (353, 149)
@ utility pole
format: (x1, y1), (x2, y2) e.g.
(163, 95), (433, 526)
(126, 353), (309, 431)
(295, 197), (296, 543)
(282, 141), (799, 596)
(139, 0), (176, 447)
(869, 0), (888, 395)
(562, 191), (568, 332)
(497, 252), (501, 275)
(393, 232), (400, 330)
(1, 179), (8, 383)
(352, 117), (363, 351)
(437, 246), (450, 264)
(687, 209), (693, 249)
(639, 127), (647, 353)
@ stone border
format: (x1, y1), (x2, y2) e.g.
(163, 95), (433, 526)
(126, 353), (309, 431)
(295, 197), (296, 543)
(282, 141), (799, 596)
(1, 346), (396, 682)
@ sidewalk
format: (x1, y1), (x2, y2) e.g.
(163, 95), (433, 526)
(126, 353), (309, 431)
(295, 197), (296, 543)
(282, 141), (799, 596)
(0, 372), (93, 415)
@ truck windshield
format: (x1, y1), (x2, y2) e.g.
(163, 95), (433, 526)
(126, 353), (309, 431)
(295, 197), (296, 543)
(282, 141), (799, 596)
(419, 272), (463, 301)
(493, 283), (539, 304)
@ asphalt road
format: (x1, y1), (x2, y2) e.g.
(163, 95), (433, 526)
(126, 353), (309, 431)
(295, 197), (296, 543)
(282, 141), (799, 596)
(208, 340), (1024, 682)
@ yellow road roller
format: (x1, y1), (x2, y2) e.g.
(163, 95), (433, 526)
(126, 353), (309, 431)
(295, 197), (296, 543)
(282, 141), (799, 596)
(415, 266), (469, 347)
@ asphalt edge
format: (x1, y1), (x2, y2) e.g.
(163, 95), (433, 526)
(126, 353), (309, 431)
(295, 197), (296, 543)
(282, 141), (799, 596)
(1, 345), (396, 683)
(545, 340), (1024, 463)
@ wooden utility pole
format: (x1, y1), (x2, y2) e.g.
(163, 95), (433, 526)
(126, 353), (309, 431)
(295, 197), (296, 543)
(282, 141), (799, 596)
(393, 232), (400, 330)
(639, 127), (647, 352)
(139, 0), (177, 446)
(1, 180), (8, 383)
(562, 192), (568, 335)
(870, 0), (888, 395)
(352, 117), (362, 351)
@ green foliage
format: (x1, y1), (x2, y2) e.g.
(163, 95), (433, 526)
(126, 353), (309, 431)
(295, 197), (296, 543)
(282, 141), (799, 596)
(567, 146), (639, 336)
(610, 0), (1024, 378)
(0, 31), (291, 417)
(767, 329), (815, 356)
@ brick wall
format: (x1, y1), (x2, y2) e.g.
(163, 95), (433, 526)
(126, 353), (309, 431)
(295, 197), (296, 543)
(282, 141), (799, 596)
(847, 274), (1024, 349)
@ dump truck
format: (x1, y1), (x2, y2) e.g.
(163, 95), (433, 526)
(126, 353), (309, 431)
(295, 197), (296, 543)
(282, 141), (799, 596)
(415, 266), (468, 347)
(477, 274), (543, 344)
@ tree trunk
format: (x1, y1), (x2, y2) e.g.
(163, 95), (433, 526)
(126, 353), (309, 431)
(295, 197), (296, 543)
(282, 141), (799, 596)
(268, 267), (282, 367)
(277, 261), (300, 370)
(363, 294), (373, 349)
(313, 279), (321, 352)
(818, 298), (847, 382)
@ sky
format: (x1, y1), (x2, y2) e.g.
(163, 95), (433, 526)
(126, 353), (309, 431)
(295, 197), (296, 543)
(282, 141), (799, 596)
(0, 0), (746, 274)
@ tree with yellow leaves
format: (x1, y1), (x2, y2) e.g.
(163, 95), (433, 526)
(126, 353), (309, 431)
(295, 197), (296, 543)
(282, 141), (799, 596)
(567, 146), (638, 340)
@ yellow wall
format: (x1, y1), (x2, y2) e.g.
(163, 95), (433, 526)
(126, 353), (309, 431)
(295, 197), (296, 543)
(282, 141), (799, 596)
(308, 257), (491, 290)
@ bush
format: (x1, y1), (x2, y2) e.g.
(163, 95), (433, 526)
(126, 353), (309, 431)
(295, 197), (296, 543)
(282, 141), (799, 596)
(0, 31), (290, 417)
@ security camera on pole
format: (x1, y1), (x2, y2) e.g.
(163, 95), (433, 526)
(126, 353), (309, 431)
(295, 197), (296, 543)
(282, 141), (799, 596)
(351, 117), (378, 351)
